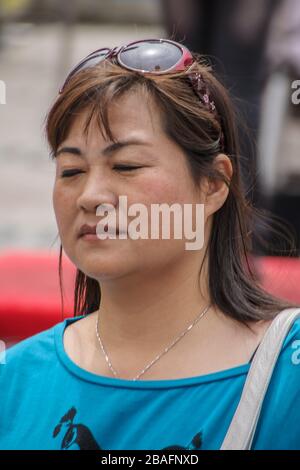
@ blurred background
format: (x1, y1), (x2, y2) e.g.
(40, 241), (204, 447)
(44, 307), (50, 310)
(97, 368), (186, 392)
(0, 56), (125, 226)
(0, 0), (300, 343)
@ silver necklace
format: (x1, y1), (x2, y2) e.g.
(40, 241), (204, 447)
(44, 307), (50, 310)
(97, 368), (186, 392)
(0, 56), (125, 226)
(95, 303), (211, 381)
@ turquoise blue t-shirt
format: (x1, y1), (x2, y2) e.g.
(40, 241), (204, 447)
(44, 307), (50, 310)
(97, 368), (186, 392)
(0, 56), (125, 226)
(1, 315), (300, 450)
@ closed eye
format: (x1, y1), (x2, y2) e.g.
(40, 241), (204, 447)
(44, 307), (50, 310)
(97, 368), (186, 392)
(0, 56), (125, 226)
(60, 169), (83, 178)
(113, 165), (143, 172)
(60, 166), (143, 178)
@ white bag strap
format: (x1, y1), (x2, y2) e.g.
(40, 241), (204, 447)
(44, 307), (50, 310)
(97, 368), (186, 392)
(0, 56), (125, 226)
(220, 307), (300, 450)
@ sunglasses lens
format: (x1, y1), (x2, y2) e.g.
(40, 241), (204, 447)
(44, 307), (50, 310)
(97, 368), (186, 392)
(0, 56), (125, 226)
(72, 49), (110, 75)
(61, 48), (111, 91)
(119, 40), (182, 73)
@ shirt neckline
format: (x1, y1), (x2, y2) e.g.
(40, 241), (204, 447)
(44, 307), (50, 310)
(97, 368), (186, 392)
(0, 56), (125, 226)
(54, 315), (251, 390)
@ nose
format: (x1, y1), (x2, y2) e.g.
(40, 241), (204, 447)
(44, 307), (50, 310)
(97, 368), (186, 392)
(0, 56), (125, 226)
(76, 172), (118, 214)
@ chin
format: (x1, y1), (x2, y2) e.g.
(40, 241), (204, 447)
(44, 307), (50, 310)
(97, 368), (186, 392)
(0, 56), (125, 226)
(76, 253), (134, 281)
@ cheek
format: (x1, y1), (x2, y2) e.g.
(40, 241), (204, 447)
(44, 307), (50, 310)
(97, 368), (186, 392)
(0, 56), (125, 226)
(134, 171), (191, 205)
(129, 174), (197, 246)
(52, 184), (75, 233)
(128, 171), (197, 240)
(52, 184), (60, 215)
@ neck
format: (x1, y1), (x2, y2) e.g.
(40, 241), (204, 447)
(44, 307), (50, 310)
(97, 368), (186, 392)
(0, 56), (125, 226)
(95, 256), (212, 356)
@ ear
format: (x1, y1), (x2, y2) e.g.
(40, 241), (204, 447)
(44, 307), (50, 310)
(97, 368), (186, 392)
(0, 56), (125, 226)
(201, 154), (233, 218)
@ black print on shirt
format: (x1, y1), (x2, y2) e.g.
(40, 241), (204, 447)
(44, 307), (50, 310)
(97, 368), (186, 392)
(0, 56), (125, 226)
(53, 407), (203, 450)
(53, 407), (102, 450)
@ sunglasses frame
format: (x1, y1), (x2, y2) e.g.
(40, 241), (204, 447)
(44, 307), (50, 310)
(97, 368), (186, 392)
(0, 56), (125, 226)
(59, 38), (195, 94)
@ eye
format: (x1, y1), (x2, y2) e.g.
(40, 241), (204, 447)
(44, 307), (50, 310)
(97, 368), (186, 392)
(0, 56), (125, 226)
(113, 165), (143, 172)
(60, 169), (83, 178)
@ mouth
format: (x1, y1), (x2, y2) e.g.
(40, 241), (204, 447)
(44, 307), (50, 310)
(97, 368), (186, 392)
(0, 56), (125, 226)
(96, 224), (122, 236)
(78, 223), (125, 240)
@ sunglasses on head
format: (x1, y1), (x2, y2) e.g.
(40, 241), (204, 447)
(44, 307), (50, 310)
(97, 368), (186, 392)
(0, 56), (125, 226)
(59, 38), (224, 149)
(60, 39), (194, 92)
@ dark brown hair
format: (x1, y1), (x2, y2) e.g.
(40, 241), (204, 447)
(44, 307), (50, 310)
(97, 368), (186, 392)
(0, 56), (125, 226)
(45, 52), (298, 325)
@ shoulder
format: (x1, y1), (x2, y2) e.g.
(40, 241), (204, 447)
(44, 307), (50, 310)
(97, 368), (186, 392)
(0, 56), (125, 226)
(251, 313), (300, 408)
(252, 316), (300, 448)
(0, 319), (66, 380)
(276, 315), (300, 366)
(262, 311), (300, 373)
(260, 314), (300, 402)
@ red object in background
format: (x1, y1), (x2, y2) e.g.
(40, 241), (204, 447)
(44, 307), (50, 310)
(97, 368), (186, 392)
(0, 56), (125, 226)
(0, 251), (76, 345)
(255, 256), (300, 304)
(0, 251), (299, 346)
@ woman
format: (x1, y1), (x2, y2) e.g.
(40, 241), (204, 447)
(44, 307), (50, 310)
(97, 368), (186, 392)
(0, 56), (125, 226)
(0, 39), (299, 450)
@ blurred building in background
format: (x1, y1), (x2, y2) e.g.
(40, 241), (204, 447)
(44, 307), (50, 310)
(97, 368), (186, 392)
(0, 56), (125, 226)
(259, 0), (300, 255)
(20, 0), (161, 24)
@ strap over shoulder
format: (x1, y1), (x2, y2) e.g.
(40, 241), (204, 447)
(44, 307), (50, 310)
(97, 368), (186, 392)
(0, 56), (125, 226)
(220, 307), (300, 450)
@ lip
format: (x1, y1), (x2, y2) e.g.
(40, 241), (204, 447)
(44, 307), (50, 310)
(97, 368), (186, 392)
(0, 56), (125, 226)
(78, 223), (97, 238)
(78, 223), (126, 238)
(81, 233), (101, 241)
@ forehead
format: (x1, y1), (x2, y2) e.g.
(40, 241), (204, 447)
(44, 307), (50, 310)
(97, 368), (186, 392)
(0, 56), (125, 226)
(66, 90), (163, 144)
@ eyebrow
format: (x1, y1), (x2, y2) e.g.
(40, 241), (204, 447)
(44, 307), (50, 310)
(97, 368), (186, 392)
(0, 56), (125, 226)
(55, 138), (152, 158)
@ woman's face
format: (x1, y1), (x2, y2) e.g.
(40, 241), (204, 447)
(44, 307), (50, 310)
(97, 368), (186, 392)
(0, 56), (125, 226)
(53, 90), (208, 281)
